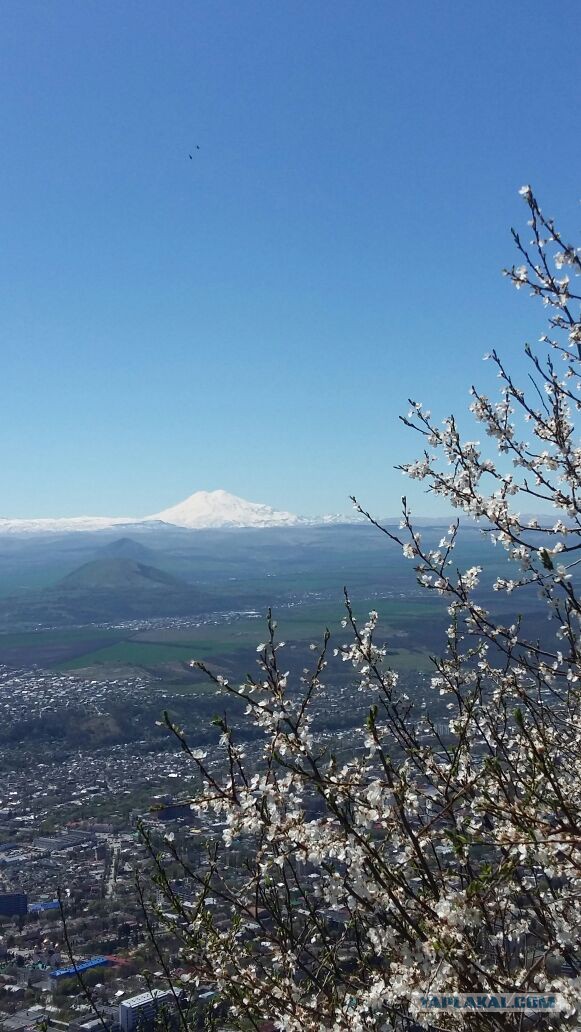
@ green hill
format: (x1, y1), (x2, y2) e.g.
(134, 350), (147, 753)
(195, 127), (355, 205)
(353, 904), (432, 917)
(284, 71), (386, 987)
(58, 557), (186, 592)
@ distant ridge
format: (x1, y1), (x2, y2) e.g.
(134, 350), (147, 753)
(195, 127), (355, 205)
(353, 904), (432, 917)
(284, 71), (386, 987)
(0, 489), (304, 534)
(0, 489), (462, 536)
(0, 515), (140, 535)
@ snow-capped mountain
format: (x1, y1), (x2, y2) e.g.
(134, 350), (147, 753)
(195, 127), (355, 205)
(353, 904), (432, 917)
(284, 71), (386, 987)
(150, 489), (301, 529)
(0, 490), (304, 534)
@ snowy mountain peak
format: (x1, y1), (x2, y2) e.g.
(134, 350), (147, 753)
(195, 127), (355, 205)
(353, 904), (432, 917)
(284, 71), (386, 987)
(150, 489), (301, 529)
(0, 490), (318, 535)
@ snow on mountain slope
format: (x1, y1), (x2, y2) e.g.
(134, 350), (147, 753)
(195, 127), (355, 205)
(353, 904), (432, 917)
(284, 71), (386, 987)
(0, 515), (137, 535)
(0, 490), (303, 533)
(150, 489), (302, 529)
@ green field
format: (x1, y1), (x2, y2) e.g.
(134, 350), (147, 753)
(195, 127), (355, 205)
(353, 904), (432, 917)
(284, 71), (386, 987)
(61, 638), (433, 673)
(62, 639), (216, 669)
(0, 627), (127, 666)
(0, 594), (442, 675)
(56, 597), (440, 673)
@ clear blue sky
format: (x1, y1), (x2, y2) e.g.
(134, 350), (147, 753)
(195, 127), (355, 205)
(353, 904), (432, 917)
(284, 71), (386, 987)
(1, 2), (580, 518)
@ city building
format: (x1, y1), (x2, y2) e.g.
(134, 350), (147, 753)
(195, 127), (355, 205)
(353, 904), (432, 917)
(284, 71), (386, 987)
(50, 956), (108, 980)
(34, 831), (94, 852)
(0, 892), (28, 916)
(118, 989), (183, 1032)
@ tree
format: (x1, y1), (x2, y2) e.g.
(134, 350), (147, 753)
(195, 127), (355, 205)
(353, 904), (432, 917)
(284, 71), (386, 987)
(145, 189), (581, 1030)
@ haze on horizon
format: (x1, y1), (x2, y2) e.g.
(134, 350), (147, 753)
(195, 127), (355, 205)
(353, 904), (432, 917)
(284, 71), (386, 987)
(1, 2), (580, 519)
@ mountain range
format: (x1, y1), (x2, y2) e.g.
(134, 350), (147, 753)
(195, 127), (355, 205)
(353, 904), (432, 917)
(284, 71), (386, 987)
(0, 489), (353, 535)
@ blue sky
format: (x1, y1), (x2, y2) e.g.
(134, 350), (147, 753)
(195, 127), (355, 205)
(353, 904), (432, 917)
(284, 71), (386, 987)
(1, 2), (580, 518)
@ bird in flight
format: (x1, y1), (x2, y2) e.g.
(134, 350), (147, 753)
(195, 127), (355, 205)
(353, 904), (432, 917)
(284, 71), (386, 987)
(188, 146), (201, 159)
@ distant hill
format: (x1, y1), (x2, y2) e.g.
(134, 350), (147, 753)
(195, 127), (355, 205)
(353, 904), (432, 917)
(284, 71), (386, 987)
(58, 557), (188, 592)
(97, 537), (161, 563)
(0, 557), (214, 626)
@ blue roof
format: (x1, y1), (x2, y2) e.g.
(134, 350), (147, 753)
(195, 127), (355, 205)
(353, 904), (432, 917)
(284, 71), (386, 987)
(29, 900), (60, 913)
(51, 957), (108, 979)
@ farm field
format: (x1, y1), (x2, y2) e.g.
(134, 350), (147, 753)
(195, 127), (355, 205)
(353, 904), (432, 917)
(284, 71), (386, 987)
(0, 594), (441, 674)
(56, 595), (441, 674)
(0, 627), (127, 667)
(0, 523), (528, 680)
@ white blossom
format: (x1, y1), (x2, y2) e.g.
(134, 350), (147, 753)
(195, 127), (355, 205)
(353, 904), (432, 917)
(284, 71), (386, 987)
(148, 189), (581, 1031)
